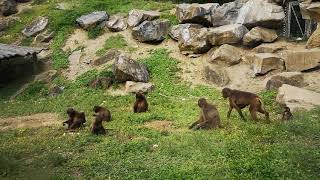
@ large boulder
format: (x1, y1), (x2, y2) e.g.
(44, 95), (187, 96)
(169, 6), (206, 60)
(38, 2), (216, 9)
(169, 23), (203, 41)
(208, 44), (242, 66)
(285, 49), (320, 72)
(132, 20), (171, 42)
(175, 3), (219, 27)
(204, 66), (230, 86)
(113, 54), (149, 83)
(300, 1), (320, 22)
(125, 81), (154, 93)
(178, 26), (211, 54)
(211, 1), (245, 27)
(265, 72), (305, 90)
(127, 9), (160, 27)
(276, 84), (320, 112)
(306, 26), (320, 49)
(0, 0), (17, 16)
(76, 11), (108, 29)
(22, 17), (48, 37)
(236, 0), (285, 28)
(251, 53), (284, 75)
(106, 15), (127, 32)
(243, 26), (278, 47)
(208, 24), (248, 45)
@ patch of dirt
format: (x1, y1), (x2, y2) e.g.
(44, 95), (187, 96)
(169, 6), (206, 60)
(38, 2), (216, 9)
(0, 113), (60, 131)
(144, 120), (173, 131)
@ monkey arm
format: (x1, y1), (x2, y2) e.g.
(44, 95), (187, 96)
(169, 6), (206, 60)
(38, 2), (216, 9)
(230, 99), (246, 121)
(189, 115), (204, 129)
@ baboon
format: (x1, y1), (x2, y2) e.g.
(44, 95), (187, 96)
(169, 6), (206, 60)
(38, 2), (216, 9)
(222, 88), (269, 121)
(189, 98), (221, 130)
(281, 106), (293, 121)
(91, 106), (111, 135)
(63, 108), (86, 130)
(133, 91), (148, 113)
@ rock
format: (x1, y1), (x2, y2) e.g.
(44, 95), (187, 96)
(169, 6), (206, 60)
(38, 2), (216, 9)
(0, 0), (17, 16)
(276, 84), (320, 112)
(251, 53), (284, 75)
(49, 85), (64, 97)
(265, 72), (305, 90)
(125, 81), (154, 93)
(88, 77), (113, 89)
(208, 24), (248, 45)
(236, 0), (285, 28)
(176, 3), (219, 27)
(113, 54), (149, 83)
(127, 9), (160, 27)
(132, 19), (171, 42)
(254, 43), (287, 53)
(208, 44), (242, 66)
(178, 26), (211, 54)
(34, 70), (58, 83)
(168, 23), (203, 41)
(34, 31), (54, 43)
(106, 15), (127, 32)
(204, 66), (230, 86)
(285, 49), (320, 72)
(211, 1), (245, 27)
(306, 26), (320, 49)
(299, 1), (320, 22)
(92, 49), (121, 66)
(22, 17), (48, 37)
(243, 26), (278, 47)
(76, 11), (108, 29)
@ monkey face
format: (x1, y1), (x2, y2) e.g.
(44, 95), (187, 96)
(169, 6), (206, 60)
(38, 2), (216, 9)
(135, 92), (145, 99)
(93, 106), (101, 113)
(67, 108), (75, 116)
(198, 98), (207, 107)
(222, 88), (231, 99)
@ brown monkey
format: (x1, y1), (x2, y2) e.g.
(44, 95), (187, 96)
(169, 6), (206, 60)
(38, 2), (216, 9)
(91, 106), (111, 135)
(222, 88), (269, 122)
(281, 106), (293, 121)
(133, 91), (148, 113)
(63, 108), (86, 130)
(189, 98), (221, 130)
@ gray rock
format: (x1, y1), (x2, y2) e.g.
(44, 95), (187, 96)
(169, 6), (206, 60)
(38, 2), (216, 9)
(127, 9), (160, 27)
(88, 77), (113, 89)
(113, 54), (149, 83)
(34, 31), (54, 43)
(251, 53), (284, 75)
(168, 23), (203, 41)
(106, 15), (127, 32)
(211, 1), (245, 27)
(243, 26), (278, 47)
(22, 17), (48, 37)
(285, 49), (320, 72)
(125, 81), (154, 93)
(265, 72), (305, 90)
(208, 44), (242, 66)
(204, 66), (230, 86)
(208, 24), (248, 45)
(0, 0), (17, 16)
(132, 20), (171, 42)
(92, 49), (121, 66)
(178, 26), (211, 54)
(49, 85), (64, 97)
(76, 11), (108, 29)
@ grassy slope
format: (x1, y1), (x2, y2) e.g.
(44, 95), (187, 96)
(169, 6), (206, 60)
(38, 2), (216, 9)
(0, 0), (320, 179)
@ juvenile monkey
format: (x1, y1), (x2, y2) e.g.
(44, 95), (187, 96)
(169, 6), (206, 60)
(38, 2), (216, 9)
(133, 91), (148, 113)
(189, 98), (221, 130)
(63, 108), (86, 130)
(222, 88), (269, 122)
(281, 106), (293, 121)
(91, 106), (111, 135)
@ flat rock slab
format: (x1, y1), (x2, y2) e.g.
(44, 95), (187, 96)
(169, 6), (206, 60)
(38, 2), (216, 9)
(125, 81), (154, 93)
(127, 9), (160, 27)
(265, 72), (305, 90)
(285, 49), (320, 72)
(76, 11), (108, 29)
(22, 16), (48, 37)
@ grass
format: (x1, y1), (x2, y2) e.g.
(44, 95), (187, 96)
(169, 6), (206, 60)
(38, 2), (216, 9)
(95, 34), (128, 56)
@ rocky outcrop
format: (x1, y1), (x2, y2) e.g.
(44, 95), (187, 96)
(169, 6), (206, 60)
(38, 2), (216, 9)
(204, 66), (230, 86)
(92, 49), (121, 66)
(208, 44), (242, 66)
(76, 11), (108, 29)
(127, 9), (160, 27)
(125, 81), (154, 93)
(243, 27), (278, 47)
(169, 23), (203, 41)
(285, 49), (320, 72)
(208, 24), (248, 45)
(22, 17), (48, 37)
(276, 84), (320, 112)
(300, 1), (320, 22)
(236, 0), (285, 28)
(88, 77), (113, 89)
(265, 72), (305, 90)
(251, 53), (284, 75)
(113, 54), (149, 83)
(132, 20), (170, 42)
(178, 26), (211, 54)
(176, 3), (219, 27)
(0, 0), (17, 16)
(106, 15), (127, 32)
(306, 26), (320, 49)
(211, 1), (245, 27)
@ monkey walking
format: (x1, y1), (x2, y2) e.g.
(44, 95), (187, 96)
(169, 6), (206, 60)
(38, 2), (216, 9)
(91, 106), (112, 135)
(133, 91), (148, 113)
(189, 98), (221, 130)
(222, 88), (269, 122)
(63, 108), (86, 130)
(281, 106), (293, 121)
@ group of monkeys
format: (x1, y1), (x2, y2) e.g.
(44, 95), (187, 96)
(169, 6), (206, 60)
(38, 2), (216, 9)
(63, 88), (293, 134)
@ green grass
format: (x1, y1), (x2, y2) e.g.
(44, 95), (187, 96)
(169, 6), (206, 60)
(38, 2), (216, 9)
(87, 26), (105, 39)
(95, 34), (128, 56)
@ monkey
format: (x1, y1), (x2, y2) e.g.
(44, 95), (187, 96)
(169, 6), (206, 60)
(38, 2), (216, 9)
(91, 106), (111, 135)
(222, 88), (269, 122)
(281, 106), (293, 121)
(63, 108), (86, 130)
(189, 98), (221, 130)
(133, 91), (148, 113)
